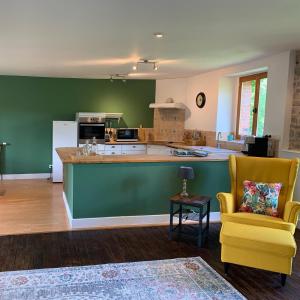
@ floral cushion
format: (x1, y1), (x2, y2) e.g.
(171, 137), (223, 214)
(239, 180), (282, 217)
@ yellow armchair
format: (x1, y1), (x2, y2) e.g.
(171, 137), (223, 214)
(218, 155), (300, 285)
(217, 155), (300, 233)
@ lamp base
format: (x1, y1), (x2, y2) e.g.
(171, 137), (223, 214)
(180, 179), (189, 198)
(180, 191), (189, 198)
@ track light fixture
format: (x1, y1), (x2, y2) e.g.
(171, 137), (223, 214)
(109, 74), (127, 82)
(132, 59), (159, 72)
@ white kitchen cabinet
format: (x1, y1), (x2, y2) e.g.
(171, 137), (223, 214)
(105, 144), (122, 151)
(121, 144), (146, 151)
(105, 150), (122, 155)
(52, 121), (77, 182)
(77, 143), (174, 156)
(122, 150), (145, 155)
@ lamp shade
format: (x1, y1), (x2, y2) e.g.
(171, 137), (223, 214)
(178, 166), (194, 180)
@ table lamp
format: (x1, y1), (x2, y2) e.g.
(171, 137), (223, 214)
(178, 166), (194, 197)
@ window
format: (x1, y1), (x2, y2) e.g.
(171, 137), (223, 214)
(236, 72), (268, 137)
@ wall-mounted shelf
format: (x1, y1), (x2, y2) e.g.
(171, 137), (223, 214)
(149, 103), (185, 110)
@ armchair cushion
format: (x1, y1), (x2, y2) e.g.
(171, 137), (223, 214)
(239, 180), (282, 217)
(221, 212), (296, 234)
(220, 222), (296, 257)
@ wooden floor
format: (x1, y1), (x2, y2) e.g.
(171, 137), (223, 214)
(0, 224), (299, 300)
(0, 179), (300, 299)
(0, 179), (70, 235)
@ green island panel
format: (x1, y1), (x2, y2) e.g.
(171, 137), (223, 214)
(64, 161), (230, 219)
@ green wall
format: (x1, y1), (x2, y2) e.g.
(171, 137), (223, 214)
(0, 76), (155, 174)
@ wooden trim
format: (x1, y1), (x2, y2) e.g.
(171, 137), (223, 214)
(236, 72), (268, 137)
(252, 78), (261, 135)
(235, 79), (243, 139)
(238, 72), (267, 83)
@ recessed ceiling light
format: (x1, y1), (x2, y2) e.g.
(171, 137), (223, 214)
(132, 65), (137, 71)
(154, 32), (164, 39)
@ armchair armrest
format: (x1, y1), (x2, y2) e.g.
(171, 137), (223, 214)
(283, 201), (300, 225)
(216, 192), (235, 214)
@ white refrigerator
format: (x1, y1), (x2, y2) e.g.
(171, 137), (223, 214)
(52, 121), (77, 182)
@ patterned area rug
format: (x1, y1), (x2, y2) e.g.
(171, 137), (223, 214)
(0, 257), (245, 300)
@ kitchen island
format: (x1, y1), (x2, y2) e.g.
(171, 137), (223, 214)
(57, 147), (240, 228)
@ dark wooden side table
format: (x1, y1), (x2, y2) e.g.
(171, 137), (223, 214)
(169, 194), (211, 247)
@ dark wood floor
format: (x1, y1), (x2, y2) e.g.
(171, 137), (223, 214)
(0, 223), (299, 300)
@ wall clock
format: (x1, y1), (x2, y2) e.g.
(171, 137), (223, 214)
(196, 92), (206, 108)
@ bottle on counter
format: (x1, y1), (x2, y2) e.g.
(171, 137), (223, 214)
(91, 136), (97, 155)
(83, 139), (91, 156)
(227, 133), (234, 141)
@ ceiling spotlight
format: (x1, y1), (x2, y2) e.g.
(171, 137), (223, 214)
(153, 63), (159, 71)
(154, 32), (164, 39)
(132, 65), (137, 71)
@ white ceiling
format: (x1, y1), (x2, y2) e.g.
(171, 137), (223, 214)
(1, 0), (300, 79)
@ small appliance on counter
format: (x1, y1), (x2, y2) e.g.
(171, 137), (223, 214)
(116, 128), (139, 142)
(242, 135), (275, 157)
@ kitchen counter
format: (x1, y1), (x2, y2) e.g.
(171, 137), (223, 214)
(56, 147), (241, 164)
(58, 144), (236, 229)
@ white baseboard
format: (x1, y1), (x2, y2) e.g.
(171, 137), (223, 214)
(2, 173), (49, 180)
(62, 192), (220, 229)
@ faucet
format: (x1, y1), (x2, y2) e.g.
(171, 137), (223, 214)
(217, 132), (222, 149)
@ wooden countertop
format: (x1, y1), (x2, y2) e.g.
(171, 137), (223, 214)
(56, 147), (242, 164)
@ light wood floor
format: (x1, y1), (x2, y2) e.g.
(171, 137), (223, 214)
(0, 179), (70, 236)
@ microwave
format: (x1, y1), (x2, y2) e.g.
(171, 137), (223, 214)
(116, 128), (139, 142)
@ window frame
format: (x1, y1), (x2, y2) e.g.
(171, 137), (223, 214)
(236, 72), (268, 138)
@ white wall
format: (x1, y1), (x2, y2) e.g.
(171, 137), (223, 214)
(216, 77), (238, 133)
(184, 70), (223, 131)
(156, 50), (294, 143)
(155, 78), (187, 103)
